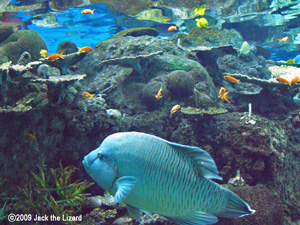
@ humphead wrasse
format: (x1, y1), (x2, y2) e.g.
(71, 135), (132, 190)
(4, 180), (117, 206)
(83, 132), (255, 225)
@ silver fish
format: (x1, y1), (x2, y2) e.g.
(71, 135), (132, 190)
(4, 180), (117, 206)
(83, 132), (255, 224)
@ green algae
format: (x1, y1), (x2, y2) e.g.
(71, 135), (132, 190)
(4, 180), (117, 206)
(181, 106), (228, 115)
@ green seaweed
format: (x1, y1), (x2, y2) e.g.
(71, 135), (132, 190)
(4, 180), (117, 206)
(181, 106), (228, 115)
(13, 163), (93, 221)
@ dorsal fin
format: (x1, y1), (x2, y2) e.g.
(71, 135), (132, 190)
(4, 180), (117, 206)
(166, 141), (222, 181)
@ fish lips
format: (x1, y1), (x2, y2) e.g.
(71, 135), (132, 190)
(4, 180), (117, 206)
(82, 156), (91, 175)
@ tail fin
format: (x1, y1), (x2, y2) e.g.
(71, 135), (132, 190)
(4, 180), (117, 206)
(216, 188), (255, 218)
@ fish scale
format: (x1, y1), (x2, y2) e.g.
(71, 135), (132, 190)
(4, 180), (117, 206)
(114, 136), (225, 217)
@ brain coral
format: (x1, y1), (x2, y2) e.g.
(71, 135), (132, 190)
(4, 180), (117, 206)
(140, 81), (167, 110)
(166, 70), (194, 97)
(0, 30), (47, 64)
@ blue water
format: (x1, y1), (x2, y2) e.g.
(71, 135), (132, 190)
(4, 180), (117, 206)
(15, 4), (116, 54)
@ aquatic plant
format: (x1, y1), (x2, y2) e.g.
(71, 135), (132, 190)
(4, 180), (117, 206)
(14, 163), (93, 219)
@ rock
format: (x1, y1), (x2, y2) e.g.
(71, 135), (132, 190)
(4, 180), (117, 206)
(106, 109), (122, 119)
(140, 81), (165, 110)
(31, 74), (86, 106)
(178, 27), (243, 51)
(111, 27), (160, 38)
(217, 53), (272, 80)
(135, 8), (171, 23)
(17, 51), (31, 66)
(166, 70), (194, 97)
(49, 0), (86, 10)
(90, 0), (153, 16)
(37, 64), (61, 78)
(0, 25), (17, 42)
(0, 30), (47, 64)
(218, 184), (284, 225)
(57, 41), (78, 54)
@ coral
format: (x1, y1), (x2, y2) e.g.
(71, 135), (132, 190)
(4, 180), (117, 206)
(90, 0), (153, 16)
(193, 91), (216, 108)
(0, 25), (17, 42)
(49, 0), (85, 10)
(166, 70), (194, 97)
(268, 65), (300, 80)
(106, 109), (122, 119)
(154, 54), (200, 71)
(140, 81), (166, 110)
(0, 30), (47, 64)
(57, 41), (78, 54)
(217, 53), (272, 80)
(31, 74), (86, 106)
(110, 27), (159, 38)
(88, 65), (133, 95)
(179, 27), (243, 50)
(135, 8), (171, 23)
(17, 52), (31, 66)
(223, 72), (294, 88)
(37, 64), (61, 78)
(99, 51), (163, 76)
(181, 106), (228, 114)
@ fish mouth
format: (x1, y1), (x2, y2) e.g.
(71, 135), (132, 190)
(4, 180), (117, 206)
(82, 157), (91, 174)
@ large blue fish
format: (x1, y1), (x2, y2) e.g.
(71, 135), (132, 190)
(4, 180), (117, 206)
(83, 132), (255, 224)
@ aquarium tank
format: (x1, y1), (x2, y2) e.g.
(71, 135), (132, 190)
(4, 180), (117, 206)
(0, 0), (300, 224)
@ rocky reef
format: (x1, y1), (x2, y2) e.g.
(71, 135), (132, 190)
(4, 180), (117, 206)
(0, 27), (300, 225)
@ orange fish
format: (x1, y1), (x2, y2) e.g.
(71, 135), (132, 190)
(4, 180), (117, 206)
(25, 133), (37, 142)
(81, 9), (95, 15)
(276, 77), (291, 86)
(170, 104), (181, 117)
(168, 26), (177, 32)
(278, 36), (290, 43)
(218, 87), (226, 96)
(224, 76), (240, 84)
(77, 46), (93, 53)
(155, 87), (163, 100)
(47, 52), (64, 61)
(82, 91), (95, 99)
(218, 87), (230, 102)
(291, 76), (300, 85)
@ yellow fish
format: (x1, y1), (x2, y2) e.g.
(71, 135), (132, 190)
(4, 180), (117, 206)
(40, 49), (48, 58)
(155, 87), (163, 100)
(286, 59), (294, 64)
(196, 18), (208, 28)
(194, 5), (205, 16)
(82, 91), (95, 99)
(220, 92), (230, 103)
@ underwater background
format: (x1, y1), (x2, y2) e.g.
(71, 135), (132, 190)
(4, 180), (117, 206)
(1, 0), (300, 224)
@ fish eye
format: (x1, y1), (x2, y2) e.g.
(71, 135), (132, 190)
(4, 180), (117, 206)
(98, 151), (108, 162)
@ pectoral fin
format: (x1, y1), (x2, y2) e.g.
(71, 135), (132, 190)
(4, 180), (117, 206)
(114, 176), (137, 203)
(166, 211), (218, 225)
